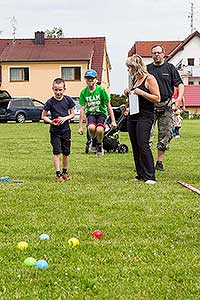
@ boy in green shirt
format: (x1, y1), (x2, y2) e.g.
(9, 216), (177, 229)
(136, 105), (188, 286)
(79, 69), (116, 157)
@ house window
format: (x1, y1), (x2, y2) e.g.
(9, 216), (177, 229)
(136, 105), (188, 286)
(61, 67), (81, 81)
(188, 81), (194, 85)
(187, 58), (194, 66)
(10, 67), (29, 81)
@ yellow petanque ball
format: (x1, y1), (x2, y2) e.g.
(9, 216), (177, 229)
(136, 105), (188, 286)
(68, 237), (80, 247)
(17, 241), (29, 250)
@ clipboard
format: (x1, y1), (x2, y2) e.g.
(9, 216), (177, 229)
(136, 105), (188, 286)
(129, 92), (139, 115)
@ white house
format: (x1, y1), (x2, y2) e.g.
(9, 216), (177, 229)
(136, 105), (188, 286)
(128, 31), (200, 113)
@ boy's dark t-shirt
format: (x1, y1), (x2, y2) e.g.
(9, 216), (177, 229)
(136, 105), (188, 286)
(44, 95), (75, 133)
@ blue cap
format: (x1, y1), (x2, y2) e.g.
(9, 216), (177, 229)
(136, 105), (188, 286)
(84, 69), (97, 78)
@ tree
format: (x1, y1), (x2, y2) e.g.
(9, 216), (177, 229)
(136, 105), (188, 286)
(110, 93), (127, 107)
(45, 27), (64, 38)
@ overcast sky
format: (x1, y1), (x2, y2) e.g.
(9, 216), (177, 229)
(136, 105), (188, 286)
(1, 0), (200, 94)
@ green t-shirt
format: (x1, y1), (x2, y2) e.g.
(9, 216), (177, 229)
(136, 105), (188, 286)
(79, 85), (110, 116)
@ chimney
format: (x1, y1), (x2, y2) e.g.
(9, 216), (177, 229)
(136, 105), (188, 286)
(34, 31), (45, 44)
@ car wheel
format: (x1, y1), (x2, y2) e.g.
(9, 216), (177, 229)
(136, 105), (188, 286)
(118, 144), (129, 154)
(16, 113), (26, 123)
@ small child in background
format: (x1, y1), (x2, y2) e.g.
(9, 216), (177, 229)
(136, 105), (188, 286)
(172, 109), (183, 138)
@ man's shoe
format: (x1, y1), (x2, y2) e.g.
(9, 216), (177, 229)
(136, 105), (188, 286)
(62, 173), (70, 181)
(55, 176), (61, 182)
(96, 143), (104, 157)
(155, 160), (164, 171)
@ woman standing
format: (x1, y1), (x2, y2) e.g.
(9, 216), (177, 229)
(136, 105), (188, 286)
(124, 55), (160, 184)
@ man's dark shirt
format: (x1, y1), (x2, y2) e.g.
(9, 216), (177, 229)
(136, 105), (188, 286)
(147, 62), (183, 102)
(43, 95), (75, 133)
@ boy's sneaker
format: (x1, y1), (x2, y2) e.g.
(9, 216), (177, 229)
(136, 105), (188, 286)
(55, 176), (61, 183)
(96, 143), (104, 157)
(145, 180), (156, 185)
(91, 138), (97, 152)
(133, 176), (144, 181)
(62, 173), (70, 181)
(155, 160), (164, 171)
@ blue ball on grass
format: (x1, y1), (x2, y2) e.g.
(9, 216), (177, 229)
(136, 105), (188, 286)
(39, 234), (50, 240)
(35, 260), (49, 270)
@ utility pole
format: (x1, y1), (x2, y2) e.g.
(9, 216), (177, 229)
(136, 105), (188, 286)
(11, 16), (17, 44)
(188, 2), (195, 34)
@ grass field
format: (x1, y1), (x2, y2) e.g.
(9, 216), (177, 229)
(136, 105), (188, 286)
(0, 120), (199, 300)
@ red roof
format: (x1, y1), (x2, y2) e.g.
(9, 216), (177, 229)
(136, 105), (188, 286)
(184, 86), (200, 107)
(128, 41), (181, 57)
(0, 44), (94, 61)
(128, 31), (200, 60)
(0, 36), (107, 83)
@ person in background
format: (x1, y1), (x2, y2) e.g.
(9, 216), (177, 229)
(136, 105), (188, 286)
(124, 54), (160, 184)
(172, 109), (183, 138)
(79, 69), (116, 157)
(171, 87), (186, 138)
(42, 78), (75, 182)
(172, 86), (186, 111)
(147, 45), (184, 171)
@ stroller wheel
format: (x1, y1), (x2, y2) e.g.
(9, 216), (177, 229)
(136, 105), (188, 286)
(118, 144), (128, 154)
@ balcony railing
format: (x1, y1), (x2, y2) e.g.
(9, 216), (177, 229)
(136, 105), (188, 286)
(182, 66), (200, 77)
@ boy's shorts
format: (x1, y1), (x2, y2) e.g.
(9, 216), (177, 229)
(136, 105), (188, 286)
(50, 130), (71, 156)
(87, 113), (106, 128)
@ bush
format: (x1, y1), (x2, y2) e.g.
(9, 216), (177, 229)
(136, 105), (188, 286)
(190, 113), (200, 119)
(181, 111), (190, 119)
(110, 94), (127, 107)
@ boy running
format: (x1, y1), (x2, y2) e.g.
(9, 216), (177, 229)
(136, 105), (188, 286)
(79, 69), (116, 157)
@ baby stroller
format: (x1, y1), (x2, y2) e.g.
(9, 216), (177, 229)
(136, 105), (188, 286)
(85, 105), (128, 154)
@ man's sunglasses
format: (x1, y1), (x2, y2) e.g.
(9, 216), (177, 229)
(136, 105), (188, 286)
(152, 51), (163, 55)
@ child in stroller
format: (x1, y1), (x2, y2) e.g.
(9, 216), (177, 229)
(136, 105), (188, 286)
(85, 105), (128, 154)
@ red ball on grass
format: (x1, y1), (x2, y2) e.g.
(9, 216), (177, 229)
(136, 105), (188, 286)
(92, 230), (104, 239)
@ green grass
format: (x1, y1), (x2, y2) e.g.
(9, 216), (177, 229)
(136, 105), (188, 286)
(0, 120), (199, 300)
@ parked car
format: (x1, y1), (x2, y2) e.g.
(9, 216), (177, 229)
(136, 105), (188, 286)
(0, 90), (45, 123)
(71, 97), (80, 122)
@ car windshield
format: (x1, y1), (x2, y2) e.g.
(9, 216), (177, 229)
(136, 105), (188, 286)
(0, 91), (11, 101)
(33, 99), (44, 106)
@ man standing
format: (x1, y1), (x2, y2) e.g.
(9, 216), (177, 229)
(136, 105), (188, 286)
(147, 45), (184, 171)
